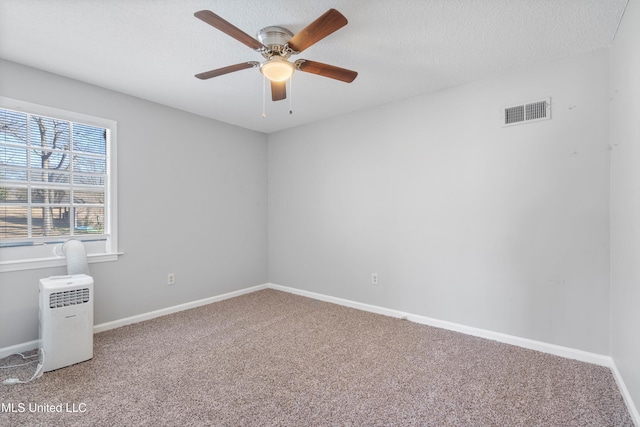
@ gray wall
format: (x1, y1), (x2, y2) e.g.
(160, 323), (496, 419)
(268, 49), (611, 355)
(611, 0), (640, 414)
(0, 59), (268, 349)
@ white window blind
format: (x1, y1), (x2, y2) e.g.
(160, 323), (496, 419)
(0, 98), (118, 271)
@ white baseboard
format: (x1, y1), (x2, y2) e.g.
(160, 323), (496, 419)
(611, 360), (640, 427)
(93, 283), (268, 333)
(0, 340), (39, 359)
(268, 283), (613, 366)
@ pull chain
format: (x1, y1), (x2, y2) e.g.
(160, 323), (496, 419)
(261, 75), (266, 118)
(289, 74), (293, 115)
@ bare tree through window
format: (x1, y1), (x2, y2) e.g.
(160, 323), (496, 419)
(1, 108), (107, 243)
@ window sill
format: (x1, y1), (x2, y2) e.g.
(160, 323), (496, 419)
(0, 252), (124, 273)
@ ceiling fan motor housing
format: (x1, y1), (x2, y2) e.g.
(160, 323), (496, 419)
(257, 26), (294, 56)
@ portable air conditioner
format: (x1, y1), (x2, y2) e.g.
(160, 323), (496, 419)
(39, 274), (94, 372)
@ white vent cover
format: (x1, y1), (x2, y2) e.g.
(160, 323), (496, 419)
(49, 288), (91, 308)
(503, 98), (551, 127)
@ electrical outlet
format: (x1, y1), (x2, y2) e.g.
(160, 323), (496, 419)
(371, 273), (379, 285)
(167, 273), (175, 285)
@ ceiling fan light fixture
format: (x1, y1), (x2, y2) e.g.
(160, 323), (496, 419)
(260, 56), (294, 82)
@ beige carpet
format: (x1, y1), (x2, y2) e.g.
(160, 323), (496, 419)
(0, 289), (634, 426)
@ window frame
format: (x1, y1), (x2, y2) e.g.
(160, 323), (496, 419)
(0, 97), (119, 272)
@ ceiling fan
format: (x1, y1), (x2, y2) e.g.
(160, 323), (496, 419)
(194, 9), (358, 102)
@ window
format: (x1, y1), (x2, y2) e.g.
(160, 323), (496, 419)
(0, 97), (118, 271)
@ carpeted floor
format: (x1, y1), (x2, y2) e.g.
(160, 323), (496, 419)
(0, 289), (634, 426)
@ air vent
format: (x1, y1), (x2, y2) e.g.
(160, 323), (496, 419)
(503, 98), (551, 127)
(49, 288), (90, 308)
(505, 105), (525, 125)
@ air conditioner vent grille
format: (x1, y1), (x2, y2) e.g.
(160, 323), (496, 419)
(503, 98), (551, 127)
(526, 100), (547, 120)
(505, 105), (525, 124)
(50, 288), (90, 308)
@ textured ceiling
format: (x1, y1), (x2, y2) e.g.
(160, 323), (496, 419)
(0, 0), (629, 134)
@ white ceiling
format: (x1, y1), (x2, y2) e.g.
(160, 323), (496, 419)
(0, 0), (629, 134)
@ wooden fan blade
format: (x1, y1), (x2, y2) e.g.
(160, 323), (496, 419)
(287, 9), (348, 53)
(194, 10), (266, 51)
(195, 62), (258, 80)
(295, 60), (358, 83)
(271, 81), (287, 101)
